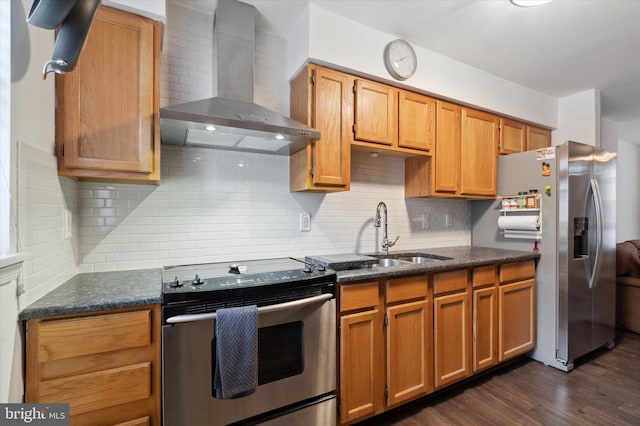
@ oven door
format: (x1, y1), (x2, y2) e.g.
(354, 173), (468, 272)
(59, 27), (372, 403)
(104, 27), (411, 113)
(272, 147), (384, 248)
(162, 295), (336, 426)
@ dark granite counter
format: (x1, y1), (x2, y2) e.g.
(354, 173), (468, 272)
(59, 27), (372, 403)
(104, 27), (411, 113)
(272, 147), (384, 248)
(19, 268), (162, 320)
(18, 246), (539, 320)
(336, 246), (539, 282)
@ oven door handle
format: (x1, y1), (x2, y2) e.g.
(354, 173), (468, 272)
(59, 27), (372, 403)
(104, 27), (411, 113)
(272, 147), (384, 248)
(165, 293), (333, 324)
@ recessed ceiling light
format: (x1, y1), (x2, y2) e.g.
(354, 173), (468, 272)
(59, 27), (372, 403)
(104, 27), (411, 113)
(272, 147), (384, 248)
(510, 0), (553, 6)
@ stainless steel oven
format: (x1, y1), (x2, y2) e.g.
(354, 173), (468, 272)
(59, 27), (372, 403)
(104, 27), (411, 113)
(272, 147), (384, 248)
(161, 259), (336, 426)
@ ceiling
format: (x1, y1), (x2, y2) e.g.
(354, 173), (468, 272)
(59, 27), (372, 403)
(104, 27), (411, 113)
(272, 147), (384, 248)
(196, 0), (640, 143)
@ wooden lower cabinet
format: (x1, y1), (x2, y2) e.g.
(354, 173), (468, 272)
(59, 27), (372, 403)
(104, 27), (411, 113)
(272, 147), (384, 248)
(498, 260), (536, 361)
(472, 265), (499, 372)
(385, 277), (431, 407)
(339, 262), (536, 424)
(26, 305), (161, 426)
(339, 281), (383, 423)
(339, 275), (430, 424)
(340, 310), (381, 422)
(499, 278), (536, 361)
(433, 291), (471, 388)
(473, 285), (499, 372)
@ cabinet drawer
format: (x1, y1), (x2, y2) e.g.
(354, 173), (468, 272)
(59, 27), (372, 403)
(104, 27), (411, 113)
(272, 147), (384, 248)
(472, 265), (496, 288)
(433, 269), (469, 295)
(114, 417), (150, 426)
(340, 281), (379, 312)
(499, 260), (535, 284)
(386, 275), (428, 304)
(37, 310), (152, 362)
(39, 363), (151, 416)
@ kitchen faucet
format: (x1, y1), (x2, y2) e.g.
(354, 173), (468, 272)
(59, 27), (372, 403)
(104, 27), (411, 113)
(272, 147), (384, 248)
(374, 201), (399, 255)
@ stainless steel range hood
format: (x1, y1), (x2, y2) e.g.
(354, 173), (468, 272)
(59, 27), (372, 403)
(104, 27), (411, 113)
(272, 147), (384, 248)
(159, 0), (319, 156)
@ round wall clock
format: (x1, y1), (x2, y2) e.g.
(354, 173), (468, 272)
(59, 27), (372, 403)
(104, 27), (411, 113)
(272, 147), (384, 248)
(383, 39), (417, 81)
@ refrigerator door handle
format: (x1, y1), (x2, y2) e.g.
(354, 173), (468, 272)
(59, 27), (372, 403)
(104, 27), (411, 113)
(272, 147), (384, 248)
(588, 178), (604, 289)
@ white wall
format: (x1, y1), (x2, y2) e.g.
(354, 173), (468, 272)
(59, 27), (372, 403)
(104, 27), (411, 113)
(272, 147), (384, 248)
(616, 139), (640, 241)
(2, 0), (80, 402)
(11, 0), (78, 309)
(553, 89), (601, 147)
(287, 4), (558, 129)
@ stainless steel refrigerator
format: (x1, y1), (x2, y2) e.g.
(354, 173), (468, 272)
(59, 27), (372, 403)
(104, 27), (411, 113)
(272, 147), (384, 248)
(471, 141), (616, 371)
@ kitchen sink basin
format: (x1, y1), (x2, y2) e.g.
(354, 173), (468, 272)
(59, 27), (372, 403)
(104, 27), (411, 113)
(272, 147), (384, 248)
(371, 252), (453, 264)
(371, 258), (411, 267)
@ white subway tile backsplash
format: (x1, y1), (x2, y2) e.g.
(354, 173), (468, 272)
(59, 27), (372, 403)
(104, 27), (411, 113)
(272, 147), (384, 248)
(76, 148), (470, 271)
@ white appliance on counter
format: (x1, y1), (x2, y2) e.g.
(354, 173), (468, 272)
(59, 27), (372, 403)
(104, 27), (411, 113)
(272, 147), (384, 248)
(472, 141), (616, 371)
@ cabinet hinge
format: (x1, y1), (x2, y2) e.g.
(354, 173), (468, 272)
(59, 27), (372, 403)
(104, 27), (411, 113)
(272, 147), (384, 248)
(310, 70), (315, 85)
(384, 314), (388, 327)
(60, 144), (64, 157)
(352, 124), (356, 134)
(310, 166), (315, 178)
(384, 386), (389, 399)
(352, 83), (357, 94)
(337, 324), (341, 338)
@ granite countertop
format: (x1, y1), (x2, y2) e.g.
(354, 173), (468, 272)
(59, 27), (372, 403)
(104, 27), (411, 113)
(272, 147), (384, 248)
(19, 268), (162, 321)
(336, 246), (539, 282)
(19, 246), (539, 320)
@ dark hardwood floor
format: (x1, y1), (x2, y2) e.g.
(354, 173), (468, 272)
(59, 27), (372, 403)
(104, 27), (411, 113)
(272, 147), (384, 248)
(359, 329), (640, 426)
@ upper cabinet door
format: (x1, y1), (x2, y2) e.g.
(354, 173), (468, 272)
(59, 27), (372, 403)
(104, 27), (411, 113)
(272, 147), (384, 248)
(398, 91), (436, 152)
(311, 67), (352, 187)
(527, 126), (552, 151)
(354, 79), (398, 146)
(500, 118), (526, 154)
(460, 108), (499, 197)
(433, 101), (461, 194)
(57, 6), (160, 181)
(289, 65), (351, 191)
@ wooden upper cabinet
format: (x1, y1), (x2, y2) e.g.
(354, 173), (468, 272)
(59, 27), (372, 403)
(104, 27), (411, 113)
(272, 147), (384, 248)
(433, 101), (461, 194)
(398, 91), (436, 152)
(56, 6), (161, 184)
(460, 108), (499, 197)
(500, 118), (526, 154)
(354, 79), (398, 146)
(290, 65), (351, 191)
(527, 125), (552, 151)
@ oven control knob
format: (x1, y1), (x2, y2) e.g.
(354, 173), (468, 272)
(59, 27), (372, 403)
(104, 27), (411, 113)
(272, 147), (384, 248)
(170, 277), (182, 288)
(303, 264), (313, 273)
(317, 264), (326, 272)
(192, 274), (204, 285)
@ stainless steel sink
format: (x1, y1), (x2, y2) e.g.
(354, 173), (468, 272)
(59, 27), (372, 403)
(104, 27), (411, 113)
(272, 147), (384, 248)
(371, 258), (411, 267)
(372, 252), (453, 264)
(396, 255), (437, 263)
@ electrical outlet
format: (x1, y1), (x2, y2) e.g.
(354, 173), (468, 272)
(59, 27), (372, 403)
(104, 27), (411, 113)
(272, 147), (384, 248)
(445, 213), (453, 228)
(422, 214), (430, 230)
(300, 212), (311, 232)
(63, 209), (73, 239)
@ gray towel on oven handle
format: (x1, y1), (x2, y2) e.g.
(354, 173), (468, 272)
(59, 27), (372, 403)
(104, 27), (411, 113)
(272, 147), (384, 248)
(213, 305), (258, 399)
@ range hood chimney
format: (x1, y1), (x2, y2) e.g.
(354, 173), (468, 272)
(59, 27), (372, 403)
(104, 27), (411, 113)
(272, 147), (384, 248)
(159, 0), (319, 155)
